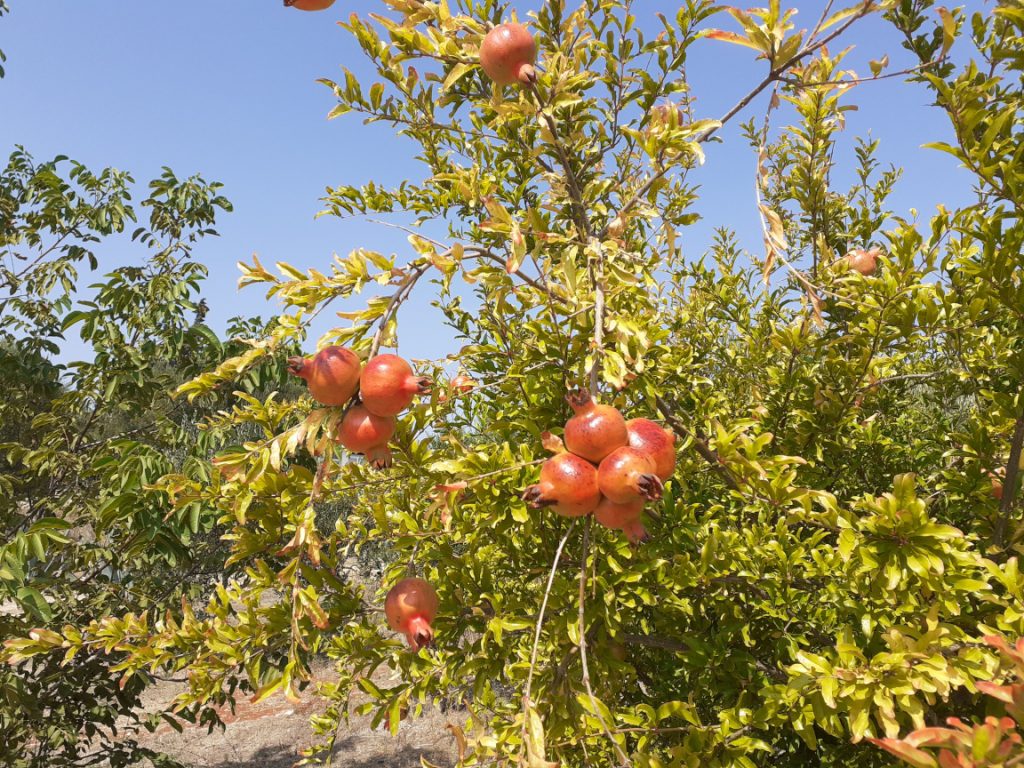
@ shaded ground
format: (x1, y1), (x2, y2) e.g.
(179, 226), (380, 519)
(132, 662), (456, 768)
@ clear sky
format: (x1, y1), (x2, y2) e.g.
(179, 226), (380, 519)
(1, 1), (983, 366)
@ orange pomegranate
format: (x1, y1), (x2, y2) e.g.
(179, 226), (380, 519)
(359, 354), (431, 417)
(845, 247), (880, 276)
(285, 0), (335, 10)
(337, 404), (396, 454)
(452, 374), (475, 394)
(385, 578), (439, 651)
(626, 418), (676, 481)
(479, 22), (537, 86)
(564, 391), (628, 464)
(522, 453), (601, 517)
(594, 497), (650, 545)
(289, 346), (361, 406)
(598, 447), (664, 504)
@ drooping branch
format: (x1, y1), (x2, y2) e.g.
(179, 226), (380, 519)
(655, 396), (740, 491)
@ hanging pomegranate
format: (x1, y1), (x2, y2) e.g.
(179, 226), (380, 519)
(359, 354), (431, 417)
(337, 404), (396, 455)
(479, 22), (537, 86)
(564, 390), (628, 464)
(288, 346), (361, 406)
(594, 497), (650, 545)
(598, 447), (664, 504)
(284, 0), (335, 10)
(522, 452), (601, 517)
(625, 418), (676, 481)
(385, 577), (439, 651)
(845, 247), (880, 276)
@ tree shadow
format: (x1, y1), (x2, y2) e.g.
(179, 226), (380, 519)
(204, 739), (451, 768)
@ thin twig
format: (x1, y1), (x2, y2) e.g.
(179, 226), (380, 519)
(603, 0), (878, 238)
(578, 518), (631, 767)
(522, 521), (577, 748)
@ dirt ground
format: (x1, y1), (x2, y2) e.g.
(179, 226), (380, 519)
(131, 660), (457, 768)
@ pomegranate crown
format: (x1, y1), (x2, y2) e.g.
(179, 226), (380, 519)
(287, 356), (308, 377)
(566, 388), (596, 411)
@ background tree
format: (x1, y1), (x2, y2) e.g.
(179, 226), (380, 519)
(0, 148), (297, 767)
(5, 1), (1024, 768)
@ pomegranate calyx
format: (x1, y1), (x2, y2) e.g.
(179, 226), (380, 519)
(636, 473), (664, 501)
(521, 485), (555, 508)
(566, 389), (594, 412)
(287, 356), (309, 377)
(406, 615), (434, 651)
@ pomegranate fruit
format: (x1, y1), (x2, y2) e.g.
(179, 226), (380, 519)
(285, 0), (335, 10)
(522, 453), (601, 517)
(288, 346), (361, 406)
(594, 497), (650, 545)
(598, 446), (664, 504)
(626, 418), (676, 481)
(991, 472), (1005, 501)
(385, 577), (439, 651)
(564, 390), (628, 464)
(359, 354), (431, 417)
(452, 374), (475, 394)
(479, 22), (537, 86)
(337, 404), (396, 454)
(845, 247), (879, 276)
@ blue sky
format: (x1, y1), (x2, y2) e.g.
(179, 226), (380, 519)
(1, 1), (982, 365)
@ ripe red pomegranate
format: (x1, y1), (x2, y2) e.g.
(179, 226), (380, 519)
(359, 354), (431, 417)
(626, 418), (676, 481)
(364, 444), (394, 470)
(522, 453), (601, 517)
(990, 472), (1005, 501)
(452, 374), (475, 394)
(479, 22), (537, 86)
(594, 497), (650, 545)
(285, 0), (335, 10)
(598, 447), (664, 504)
(385, 577), (439, 651)
(564, 391), (628, 464)
(337, 405), (396, 454)
(845, 247), (879, 276)
(288, 346), (361, 406)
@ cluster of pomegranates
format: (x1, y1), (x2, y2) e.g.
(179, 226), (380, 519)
(522, 391), (676, 545)
(288, 346), (430, 469)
